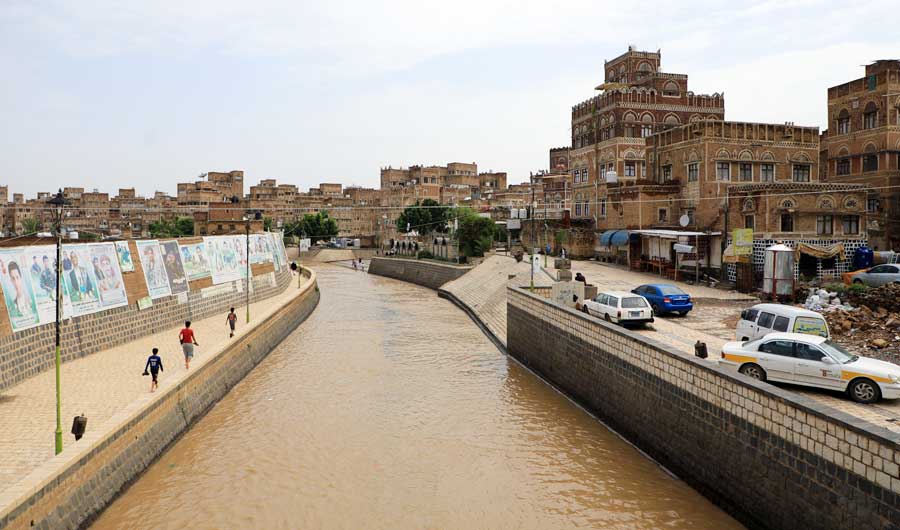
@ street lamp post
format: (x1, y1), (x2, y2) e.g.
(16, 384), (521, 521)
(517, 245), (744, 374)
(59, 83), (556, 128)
(243, 210), (262, 324)
(47, 190), (69, 455)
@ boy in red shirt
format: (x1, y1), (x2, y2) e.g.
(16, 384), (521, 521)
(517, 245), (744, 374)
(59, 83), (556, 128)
(179, 321), (199, 369)
(227, 307), (237, 338)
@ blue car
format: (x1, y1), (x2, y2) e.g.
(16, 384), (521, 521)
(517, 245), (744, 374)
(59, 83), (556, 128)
(631, 284), (693, 316)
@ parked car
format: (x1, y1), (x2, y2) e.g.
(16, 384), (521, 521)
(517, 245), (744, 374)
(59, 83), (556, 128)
(720, 332), (900, 403)
(631, 284), (693, 316)
(735, 303), (829, 342)
(851, 264), (900, 287)
(583, 291), (654, 327)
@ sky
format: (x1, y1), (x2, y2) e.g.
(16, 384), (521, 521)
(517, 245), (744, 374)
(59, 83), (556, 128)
(1, 0), (898, 198)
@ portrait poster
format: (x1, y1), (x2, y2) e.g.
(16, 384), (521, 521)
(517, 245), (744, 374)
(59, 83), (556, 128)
(179, 241), (211, 281)
(89, 243), (128, 309)
(160, 240), (189, 294)
(269, 232), (282, 271)
(206, 236), (241, 285)
(0, 248), (41, 332)
(136, 240), (171, 299)
(114, 241), (135, 272)
(61, 244), (102, 316)
(22, 245), (73, 324)
(228, 235), (251, 280)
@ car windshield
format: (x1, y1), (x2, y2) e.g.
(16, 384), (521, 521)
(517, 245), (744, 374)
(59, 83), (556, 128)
(820, 340), (858, 364)
(621, 297), (648, 308)
(657, 286), (685, 295)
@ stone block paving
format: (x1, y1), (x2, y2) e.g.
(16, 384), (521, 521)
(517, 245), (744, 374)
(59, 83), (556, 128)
(0, 281), (304, 497)
(451, 255), (900, 433)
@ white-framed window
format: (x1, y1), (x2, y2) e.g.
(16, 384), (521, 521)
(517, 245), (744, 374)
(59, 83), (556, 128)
(843, 215), (860, 235)
(837, 158), (850, 176)
(760, 163), (774, 181)
(792, 164), (811, 182)
(641, 124), (653, 137)
(863, 155), (878, 172)
(584, 202), (590, 216)
(575, 202), (582, 216)
(624, 161), (636, 177)
(600, 199), (607, 217)
(662, 165), (672, 181)
(739, 163), (752, 181)
(867, 197), (880, 212)
(716, 162), (730, 180)
(658, 208), (668, 223)
(687, 163), (699, 182)
(817, 215), (833, 235)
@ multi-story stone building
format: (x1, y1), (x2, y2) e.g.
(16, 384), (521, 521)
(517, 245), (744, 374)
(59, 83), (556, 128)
(821, 60), (900, 250)
(568, 47), (725, 225)
(643, 120), (869, 279)
(178, 170), (244, 206)
(248, 179), (299, 228)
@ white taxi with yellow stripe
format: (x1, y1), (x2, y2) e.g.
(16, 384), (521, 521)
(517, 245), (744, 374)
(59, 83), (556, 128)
(720, 332), (900, 404)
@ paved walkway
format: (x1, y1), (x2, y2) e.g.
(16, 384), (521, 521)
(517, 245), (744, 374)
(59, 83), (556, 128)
(0, 277), (307, 497)
(446, 254), (900, 433)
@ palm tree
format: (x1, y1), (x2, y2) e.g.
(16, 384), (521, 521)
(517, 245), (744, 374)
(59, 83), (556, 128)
(21, 217), (41, 235)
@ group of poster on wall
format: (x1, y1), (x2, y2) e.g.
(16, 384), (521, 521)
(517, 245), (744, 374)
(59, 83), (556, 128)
(1, 233), (290, 334)
(0, 242), (129, 333)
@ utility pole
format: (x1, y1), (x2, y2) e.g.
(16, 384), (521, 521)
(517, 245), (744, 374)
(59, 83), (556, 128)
(530, 172), (535, 291)
(244, 210), (262, 324)
(47, 190), (69, 455)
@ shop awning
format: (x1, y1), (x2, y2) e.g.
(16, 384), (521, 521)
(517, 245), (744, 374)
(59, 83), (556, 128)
(599, 230), (630, 247)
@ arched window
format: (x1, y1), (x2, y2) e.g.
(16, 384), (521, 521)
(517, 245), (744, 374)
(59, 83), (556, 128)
(689, 114), (702, 123)
(837, 108), (850, 134)
(742, 198), (755, 212)
(817, 196), (835, 210)
(638, 62), (652, 73)
(864, 102), (878, 129)
(863, 143), (879, 172)
(640, 113), (654, 137)
(664, 114), (680, 125)
(607, 69), (614, 80)
(662, 81), (679, 97)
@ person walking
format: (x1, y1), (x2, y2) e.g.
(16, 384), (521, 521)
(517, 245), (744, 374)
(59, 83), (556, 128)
(179, 321), (199, 369)
(227, 308), (237, 338)
(143, 347), (164, 392)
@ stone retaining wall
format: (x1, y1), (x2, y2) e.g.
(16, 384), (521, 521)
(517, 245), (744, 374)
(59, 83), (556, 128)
(508, 285), (900, 530)
(368, 257), (472, 290)
(0, 270), (319, 530)
(0, 268), (292, 392)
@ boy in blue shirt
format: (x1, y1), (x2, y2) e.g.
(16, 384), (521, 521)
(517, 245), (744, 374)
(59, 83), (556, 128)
(144, 348), (164, 392)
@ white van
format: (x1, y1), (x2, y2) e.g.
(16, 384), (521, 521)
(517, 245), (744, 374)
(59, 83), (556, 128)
(735, 303), (829, 342)
(583, 290), (654, 326)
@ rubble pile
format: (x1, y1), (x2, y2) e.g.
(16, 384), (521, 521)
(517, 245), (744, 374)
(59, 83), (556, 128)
(808, 285), (900, 362)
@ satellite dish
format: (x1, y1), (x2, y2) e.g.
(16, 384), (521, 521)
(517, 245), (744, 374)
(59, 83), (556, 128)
(679, 214), (690, 227)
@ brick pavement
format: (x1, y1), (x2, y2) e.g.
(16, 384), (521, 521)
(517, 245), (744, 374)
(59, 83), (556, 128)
(0, 279), (305, 497)
(446, 253), (900, 433)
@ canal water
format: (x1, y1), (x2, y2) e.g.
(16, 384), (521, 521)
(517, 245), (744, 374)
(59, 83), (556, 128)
(91, 263), (743, 530)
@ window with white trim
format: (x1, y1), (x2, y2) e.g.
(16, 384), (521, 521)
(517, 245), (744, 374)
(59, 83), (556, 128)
(716, 162), (730, 180)
(760, 163), (774, 182)
(842, 215), (860, 235)
(624, 161), (636, 177)
(739, 163), (752, 181)
(792, 164), (811, 182)
(688, 163), (699, 182)
(837, 158), (850, 176)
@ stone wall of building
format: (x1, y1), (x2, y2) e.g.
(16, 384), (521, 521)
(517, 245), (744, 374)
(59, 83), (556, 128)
(0, 270), (319, 530)
(0, 264), (293, 392)
(507, 286), (900, 530)
(367, 257), (472, 290)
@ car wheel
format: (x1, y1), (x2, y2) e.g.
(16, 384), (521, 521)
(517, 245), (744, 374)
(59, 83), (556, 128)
(678, 311), (688, 317)
(604, 313), (612, 323)
(849, 378), (881, 404)
(581, 305), (589, 314)
(852, 279), (863, 285)
(739, 363), (766, 381)
(740, 337), (749, 342)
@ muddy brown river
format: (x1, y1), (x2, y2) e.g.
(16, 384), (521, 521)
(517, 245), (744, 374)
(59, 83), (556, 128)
(91, 263), (743, 530)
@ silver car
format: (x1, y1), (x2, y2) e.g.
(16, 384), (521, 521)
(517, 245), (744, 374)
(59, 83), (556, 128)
(852, 264), (900, 287)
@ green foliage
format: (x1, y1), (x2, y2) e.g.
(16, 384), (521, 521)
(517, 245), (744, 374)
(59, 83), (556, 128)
(823, 282), (847, 295)
(263, 217), (273, 232)
(21, 217), (42, 235)
(554, 230), (568, 244)
(77, 232), (100, 242)
(417, 250), (434, 260)
(847, 283), (869, 295)
(284, 211), (338, 244)
(149, 217), (194, 238)
(396, 199), (449, 235)
(455, 207), (495, 257)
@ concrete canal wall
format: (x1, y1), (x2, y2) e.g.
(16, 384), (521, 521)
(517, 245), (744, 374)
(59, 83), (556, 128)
(0, 270), (319, 530)
(507, 285), (900, 530)
(368, 257), (472, 290)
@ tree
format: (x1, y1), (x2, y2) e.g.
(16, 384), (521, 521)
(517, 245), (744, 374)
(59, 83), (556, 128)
(149, 216), (194, 238)
(396, 199), (449, 235)
(286, 211), (338, 244)
(21, 217), (41, 235)
(263, 217), (273, 232)
(454, 208), (495, 257)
